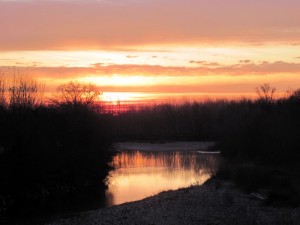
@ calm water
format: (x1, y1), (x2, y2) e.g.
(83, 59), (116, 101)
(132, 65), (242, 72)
(105, 149), (219, 205)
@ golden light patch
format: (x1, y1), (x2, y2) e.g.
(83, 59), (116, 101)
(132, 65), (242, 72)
(78, 75), (161, 87)
(101, 92), (148, 103)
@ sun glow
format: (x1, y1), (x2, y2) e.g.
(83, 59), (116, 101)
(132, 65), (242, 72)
(1, 47), (300, 104)
(101, 92), (151, 103)
(79, 75), (160, 87)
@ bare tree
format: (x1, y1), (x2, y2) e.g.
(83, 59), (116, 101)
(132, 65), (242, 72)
(8, 76), (39, 107)
(256, 83), (276, 102)
(56, 81), (101, 105)
(1, 70), (45, 108)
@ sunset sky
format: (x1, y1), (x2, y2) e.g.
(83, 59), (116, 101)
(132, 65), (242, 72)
(1, 0), (300, 103)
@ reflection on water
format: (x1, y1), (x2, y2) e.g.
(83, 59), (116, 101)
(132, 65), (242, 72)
(105, 150), (219, 205)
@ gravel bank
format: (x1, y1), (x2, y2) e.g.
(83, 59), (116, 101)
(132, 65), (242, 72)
(48, 179), (300, 225)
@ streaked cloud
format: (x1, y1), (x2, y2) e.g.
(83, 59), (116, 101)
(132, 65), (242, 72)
(126, 55), (139, 59)
(2, 60), (300, 80)
(239, 60), (253, 64)
(189, 61), (221, 67)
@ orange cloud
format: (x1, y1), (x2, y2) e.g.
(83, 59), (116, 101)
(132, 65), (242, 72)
(1, 59), (300, 97)
(2, 61), (300, 80)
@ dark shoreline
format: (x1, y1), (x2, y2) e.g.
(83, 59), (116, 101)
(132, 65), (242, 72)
(47, 178), (300, 225)
(0, 183), (109, 224)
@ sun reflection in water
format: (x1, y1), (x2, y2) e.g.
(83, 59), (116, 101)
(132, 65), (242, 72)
(105, 151), (219, 205)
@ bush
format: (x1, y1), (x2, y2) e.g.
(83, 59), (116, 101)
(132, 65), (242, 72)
(0, 103), (113, 210)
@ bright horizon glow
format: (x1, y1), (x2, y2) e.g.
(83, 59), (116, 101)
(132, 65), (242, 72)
(1, 0), (300, 104)
(101, 92), (151, 103)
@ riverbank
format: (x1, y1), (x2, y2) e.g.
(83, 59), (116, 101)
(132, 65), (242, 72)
(48, 178), (300, 225)
(113, 141), (215, 152)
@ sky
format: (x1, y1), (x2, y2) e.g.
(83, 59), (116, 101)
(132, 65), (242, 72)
(1, 0), (300, 103)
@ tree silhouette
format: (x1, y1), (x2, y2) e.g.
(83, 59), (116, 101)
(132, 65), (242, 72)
(8, 77), (39, 107)
(256, 83), (276, 102)
(290, 88), (300, 101)
(56, 81), (101, 105)
(0, 73), (43, 108)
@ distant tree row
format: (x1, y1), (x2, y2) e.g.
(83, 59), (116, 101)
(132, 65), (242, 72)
(112, 85), (300, 163)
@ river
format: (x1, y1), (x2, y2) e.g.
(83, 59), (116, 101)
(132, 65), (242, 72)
(3, 141), (219, 225)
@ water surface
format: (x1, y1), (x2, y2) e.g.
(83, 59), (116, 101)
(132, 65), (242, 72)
(105, 147), (219, 205)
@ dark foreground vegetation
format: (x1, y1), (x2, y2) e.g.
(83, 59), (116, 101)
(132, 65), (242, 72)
(0, 78), (113, 213)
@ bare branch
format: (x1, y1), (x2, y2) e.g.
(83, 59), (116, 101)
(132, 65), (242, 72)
(8, 75), (40, 107)
(56, 81), (101, 105)
(256, 83), (276, 102)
